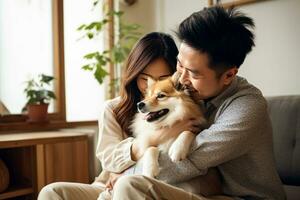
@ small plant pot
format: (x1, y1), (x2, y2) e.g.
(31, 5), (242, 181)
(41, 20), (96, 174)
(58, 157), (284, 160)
(27, 103), (49, 123)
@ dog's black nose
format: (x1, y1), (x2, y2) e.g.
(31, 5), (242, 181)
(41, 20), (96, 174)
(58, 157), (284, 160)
(137, 102), (145, 110)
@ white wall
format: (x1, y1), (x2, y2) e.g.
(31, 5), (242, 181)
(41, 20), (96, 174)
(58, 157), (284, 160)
(156, 0), (208, 39)
(120, 0), (207, 43)
(121, 0), (300, 96)
(238, 0), (300, 96)
(119, 0), (158, 34)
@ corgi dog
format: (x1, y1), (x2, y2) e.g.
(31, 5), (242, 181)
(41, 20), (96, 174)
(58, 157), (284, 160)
(130, 72), (207, 178)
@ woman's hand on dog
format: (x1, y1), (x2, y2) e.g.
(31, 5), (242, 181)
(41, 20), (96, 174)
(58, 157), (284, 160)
(105, 172), (123, 190)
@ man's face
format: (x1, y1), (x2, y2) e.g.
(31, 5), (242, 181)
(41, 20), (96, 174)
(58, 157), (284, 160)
(177, 43), (232, 100)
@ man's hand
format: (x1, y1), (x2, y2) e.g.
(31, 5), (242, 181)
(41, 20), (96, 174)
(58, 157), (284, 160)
(105, 172), (123, 190)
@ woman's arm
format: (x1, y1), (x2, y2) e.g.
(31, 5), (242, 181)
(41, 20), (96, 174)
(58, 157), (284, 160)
(96, 98), (136, 173)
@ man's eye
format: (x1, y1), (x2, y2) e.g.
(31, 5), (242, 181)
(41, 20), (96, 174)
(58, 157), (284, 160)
(157, 93), (166, 99)
(176, 65), (183, 72)
(158, 77), (168, 81)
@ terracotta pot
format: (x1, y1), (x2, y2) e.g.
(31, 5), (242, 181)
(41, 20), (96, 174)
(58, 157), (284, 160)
(0, 158), (9, 193)
(27, 103), (49, 123)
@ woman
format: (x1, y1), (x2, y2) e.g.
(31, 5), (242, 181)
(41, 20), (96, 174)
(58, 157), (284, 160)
(38, 32), (187, 200)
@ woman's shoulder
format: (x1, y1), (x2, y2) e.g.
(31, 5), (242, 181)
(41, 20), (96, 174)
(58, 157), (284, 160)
(104, 96), (121, 109)
(99, 97), (121, 120)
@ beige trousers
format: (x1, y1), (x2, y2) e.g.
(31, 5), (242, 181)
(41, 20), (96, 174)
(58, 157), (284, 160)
(38, 175), (233, 200)
(113, 175), (233, 200)
(38, 182), (104, 200)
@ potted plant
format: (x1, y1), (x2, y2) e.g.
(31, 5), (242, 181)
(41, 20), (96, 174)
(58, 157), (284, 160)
(23, 74), (56, 123)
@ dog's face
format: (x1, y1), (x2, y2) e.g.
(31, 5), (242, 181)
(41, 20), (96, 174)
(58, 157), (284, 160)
(137, 73), (187, 123)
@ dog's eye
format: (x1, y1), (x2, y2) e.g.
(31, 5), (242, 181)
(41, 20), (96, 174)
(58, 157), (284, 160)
(157, 93), (166, 99)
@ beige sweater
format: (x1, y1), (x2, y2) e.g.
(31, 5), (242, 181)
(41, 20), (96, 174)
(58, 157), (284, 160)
(95, 96), (136, 174)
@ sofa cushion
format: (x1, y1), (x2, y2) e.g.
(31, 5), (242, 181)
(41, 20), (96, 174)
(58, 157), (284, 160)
(284, 185), (300, 200)
(266, 96), (300, 186)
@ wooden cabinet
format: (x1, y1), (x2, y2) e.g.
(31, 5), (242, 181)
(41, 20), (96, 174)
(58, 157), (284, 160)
(0, 131), (90, 200)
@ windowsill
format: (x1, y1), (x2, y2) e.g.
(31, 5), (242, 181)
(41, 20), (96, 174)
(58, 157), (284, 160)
(0, 120), (98, 134)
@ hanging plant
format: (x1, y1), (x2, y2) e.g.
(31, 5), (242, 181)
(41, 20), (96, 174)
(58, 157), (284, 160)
(77, 0), (142, 88)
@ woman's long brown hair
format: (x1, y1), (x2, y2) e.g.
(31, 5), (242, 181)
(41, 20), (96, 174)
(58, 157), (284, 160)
(113, 32), (178, 136)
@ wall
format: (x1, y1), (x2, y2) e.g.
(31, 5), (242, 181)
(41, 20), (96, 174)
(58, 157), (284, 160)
(121, 0), (300, 96)
(238, 0), (300, 96)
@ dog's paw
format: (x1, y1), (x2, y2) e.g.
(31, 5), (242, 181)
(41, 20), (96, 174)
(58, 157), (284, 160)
(168, 139), (189, 162)
(143, 161), (160, 178)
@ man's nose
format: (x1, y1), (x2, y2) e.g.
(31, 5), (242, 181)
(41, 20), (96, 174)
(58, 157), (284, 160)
(179, 69), (190, 85)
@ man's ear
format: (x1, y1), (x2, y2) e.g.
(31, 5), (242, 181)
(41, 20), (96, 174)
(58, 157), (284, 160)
(222, 67), (238, 85)
(147, 77), (156, 89)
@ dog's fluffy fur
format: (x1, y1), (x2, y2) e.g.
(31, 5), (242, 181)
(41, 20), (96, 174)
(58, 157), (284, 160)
(130, 73), (207, 177)
(97, 73), (221, 199)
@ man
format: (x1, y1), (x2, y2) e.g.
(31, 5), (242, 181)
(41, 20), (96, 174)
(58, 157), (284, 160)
(113, 6), (286, 200)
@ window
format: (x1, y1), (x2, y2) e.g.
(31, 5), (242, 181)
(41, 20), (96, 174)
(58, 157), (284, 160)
(63, 0), (105, 121)
(0, 0), (66, 124)
(0, 0), (106, 129)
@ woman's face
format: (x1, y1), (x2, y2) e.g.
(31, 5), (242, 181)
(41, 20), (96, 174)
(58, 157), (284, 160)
(137, 58), (173, 96)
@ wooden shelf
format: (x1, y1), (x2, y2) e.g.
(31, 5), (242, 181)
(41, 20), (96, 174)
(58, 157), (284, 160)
(0, 131), (90, 199)
(0, 185), (33, 199)
(0, 131), (89, 148)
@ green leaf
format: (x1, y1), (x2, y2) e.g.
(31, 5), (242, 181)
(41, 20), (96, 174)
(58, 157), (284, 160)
(47, 90), (56, 99)
(94, 65), (109, 84)
(82, 65), (94, 71)
(95, 23), (102, 31)
(40, 74), (54, 84)
(86, 22), (98, 30)
(93, 0), (99, 7)
(26, 89), (37, 98)
(84, 52), (98, 59)
(107, 10), (124, 17)
(102, 19), (109, 24)
(87, 32), (94, 39)
(77, 24), (86, 31)
(112, 47), (126, 63)
(113, 11), (124, 16)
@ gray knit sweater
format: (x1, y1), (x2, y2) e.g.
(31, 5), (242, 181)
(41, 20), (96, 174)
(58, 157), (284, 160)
(128, 76), (286, 200)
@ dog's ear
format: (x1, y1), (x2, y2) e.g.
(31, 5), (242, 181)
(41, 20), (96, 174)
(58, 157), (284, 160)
(171, 71), (183, 91)
(147, 77), (156, 89)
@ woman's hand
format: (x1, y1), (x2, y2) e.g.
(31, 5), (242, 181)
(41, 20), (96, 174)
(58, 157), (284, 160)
(105, 172), (123, 190)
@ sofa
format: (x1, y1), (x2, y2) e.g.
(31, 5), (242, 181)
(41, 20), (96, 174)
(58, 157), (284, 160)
(266, 95), (300, 200)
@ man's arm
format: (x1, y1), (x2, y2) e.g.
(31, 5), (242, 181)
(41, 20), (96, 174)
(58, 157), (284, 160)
(156, 95), (268, 183)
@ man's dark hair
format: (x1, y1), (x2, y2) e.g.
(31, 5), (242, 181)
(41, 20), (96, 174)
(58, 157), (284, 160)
(177, 6), (255, 74)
